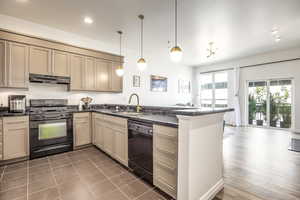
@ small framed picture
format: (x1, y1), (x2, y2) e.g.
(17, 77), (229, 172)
(133, 75), (140, 87)
(151, 75), (168, 92)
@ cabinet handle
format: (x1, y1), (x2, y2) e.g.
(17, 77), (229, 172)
(6, 128), (26, 132)
(5, 121), (27, 125)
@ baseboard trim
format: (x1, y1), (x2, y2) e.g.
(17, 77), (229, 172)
(198, 179), (224, 200)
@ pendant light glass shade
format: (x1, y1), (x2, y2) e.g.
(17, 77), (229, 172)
(137, 58), (147, 71)
(170, 0), (183, 62)
(115, 31), (124, 77)
(170, 46), (183, 62)
(115, 65), (124, 76)
(137, 15), (147, 71)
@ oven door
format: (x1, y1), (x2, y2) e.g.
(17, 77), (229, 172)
(30, 119), (71, 148)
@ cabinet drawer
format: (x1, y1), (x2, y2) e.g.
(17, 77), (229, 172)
(3, 116), (28, 130)
(101, 114), (127, 127)
(155, 136), (177, 156)
(154, 125), (177, 139)
(155, 150), (177, 171)
(154, 164), (177, 198)
(74, 112), (90, 123)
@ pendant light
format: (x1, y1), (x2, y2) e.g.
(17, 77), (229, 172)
(115, 31), (124, 77)
(137, 15), (147, 71)
(170, 0), (183, 62)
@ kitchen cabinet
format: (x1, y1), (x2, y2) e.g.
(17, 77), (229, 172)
(85, 57), (96, 91)
(92, 113), (128, 166)
(70, 54), (85, 90)
(30, 47), (70, 77)
(6, 42), (29, 88)
(0, 40), (6, 87)
(95, 59), (111, 91)
(153, 125), (178, 199)
(92, 113), (104, 149)
(111, 62), (123, 92)
(0, 118), (3, 160)
(3, 116), (29, 160)
(73, 112), (92, 147)
(29, 46), (52, 75)
(52, 50), (70, 77)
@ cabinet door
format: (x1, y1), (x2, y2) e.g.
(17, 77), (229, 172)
(0, 40), (6, 87)
(74, 113), (91, 147)
(0, 119), (3, 160)
(93, 117), (104, 149)
(29, 46), (52, 75)
(6, 42), (29, 88)
(103, 126), (115, 156)
(111, 62), (123, 92)
(70, 54), (85, 90)
(85, 57), (96, 91)
(114, 129), (128, 166)
(95, 59), (110, 91)
(52, 50), (70, 77)
(3, 116), (29, 160)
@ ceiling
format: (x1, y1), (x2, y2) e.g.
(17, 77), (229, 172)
(1, 0), (300, 66)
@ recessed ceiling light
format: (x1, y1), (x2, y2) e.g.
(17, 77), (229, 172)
(84, 17), (93, 24)
(16, 0), (29, 2)
(275, 36), (281, 42)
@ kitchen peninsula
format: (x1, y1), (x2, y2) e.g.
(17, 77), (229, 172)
(71, 105), (233, 200)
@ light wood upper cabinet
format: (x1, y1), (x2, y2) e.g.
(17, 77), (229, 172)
(85, 57), (96, 91)
(29, 46), (52, 75)
(3, 116), (29, 160)
(52, 50), (70, 77)
(95, 59), (110, 91)
(70, 54), (85, 90)
(111, 62), (123, 92)
(0, 40), (6, 87)
(6, 42), (29, 88)
(73, 112), (91, 147)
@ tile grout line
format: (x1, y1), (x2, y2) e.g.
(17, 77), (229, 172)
(67, 152), (102, 199)
(26, 160), (29, 200)
(48, 156), (63, 200)
(88, 156), (131, 200)
(0, 165), (7, 181)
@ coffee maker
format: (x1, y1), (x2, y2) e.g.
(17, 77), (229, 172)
(8, 95), (26, 113)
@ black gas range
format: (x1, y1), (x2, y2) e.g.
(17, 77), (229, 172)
(29, 99), (73, 159)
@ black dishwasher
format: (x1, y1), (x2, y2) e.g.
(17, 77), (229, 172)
(128, 120), (153, 184)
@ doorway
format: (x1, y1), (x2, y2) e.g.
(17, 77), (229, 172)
(247, 79), (292, 129)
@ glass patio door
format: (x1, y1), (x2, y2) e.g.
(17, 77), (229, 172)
(248, 79), (292, 129)
(248, 81), (268, 127)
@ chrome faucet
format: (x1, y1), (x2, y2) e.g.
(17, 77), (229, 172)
(128, 93), (142, 113)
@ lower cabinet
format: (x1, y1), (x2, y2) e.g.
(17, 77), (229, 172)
(73, 112), (92, 147)
(92, 113), (128, 167)
(0, 118), (3, 160)
(153, 125), (178, 199)
(3, 116), (29, 160)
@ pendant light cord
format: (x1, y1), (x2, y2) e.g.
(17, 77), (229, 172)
(141, 17), (144, 58)
(175, 0), (178, 46)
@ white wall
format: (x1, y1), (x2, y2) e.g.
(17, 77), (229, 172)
(0, 14), (192, 107)
(193, 47), (300, 131)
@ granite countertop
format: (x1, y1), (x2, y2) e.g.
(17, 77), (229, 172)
(0, 111), (29, 117)
(171, 108), (234, 116)
(71, 108), (179, 127)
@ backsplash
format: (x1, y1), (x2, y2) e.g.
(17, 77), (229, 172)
(0, 83), (126, 107)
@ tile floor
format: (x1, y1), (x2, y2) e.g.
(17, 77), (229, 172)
(0, 147), (172, 200)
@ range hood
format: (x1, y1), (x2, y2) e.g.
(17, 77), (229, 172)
(29, 74), (70, 85)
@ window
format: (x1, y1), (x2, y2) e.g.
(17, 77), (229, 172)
(199, 72), (228, 108)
